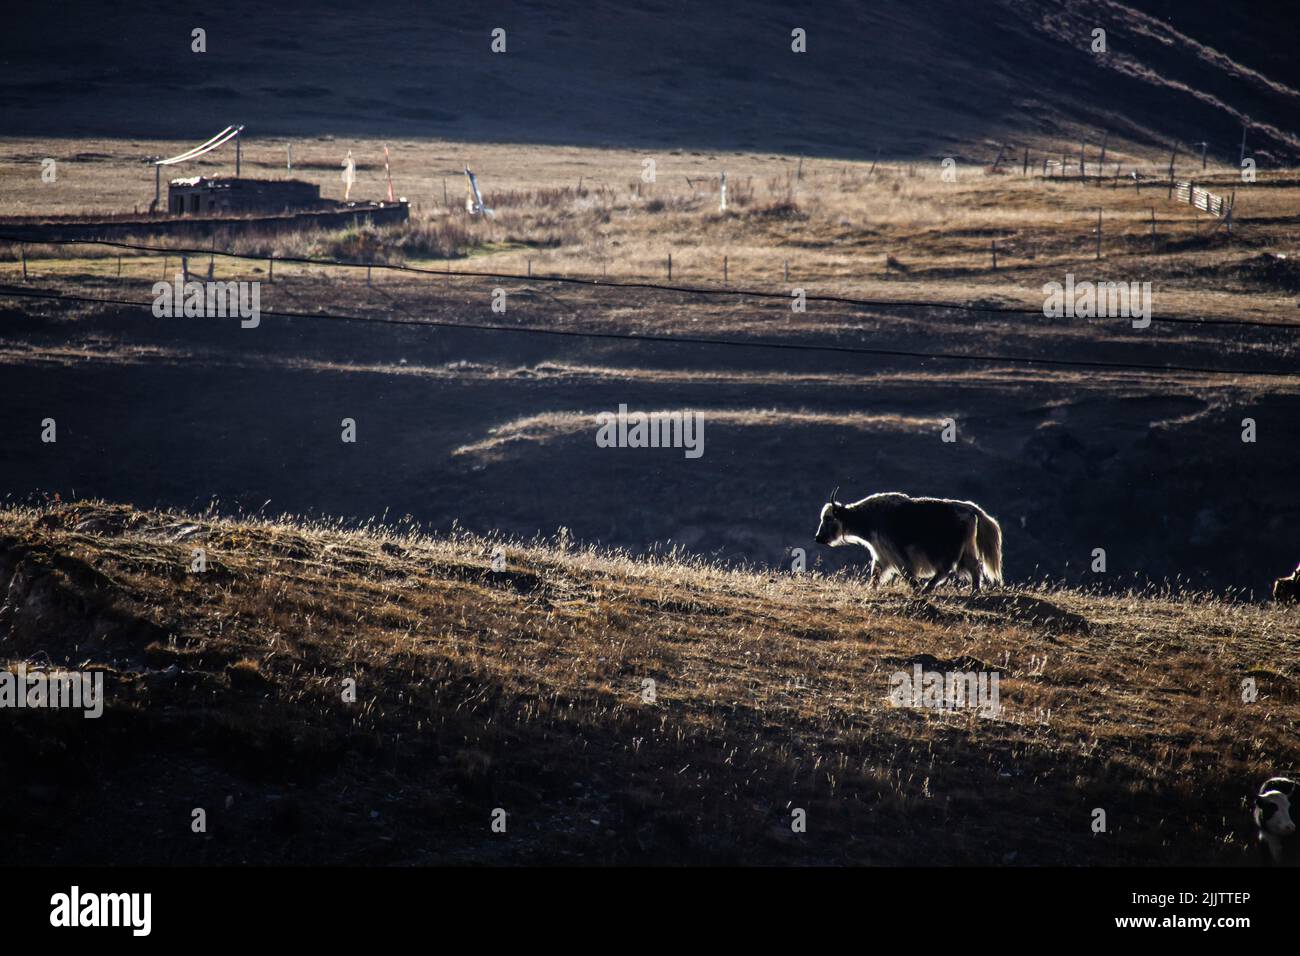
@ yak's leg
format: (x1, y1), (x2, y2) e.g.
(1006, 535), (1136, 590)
(920, 566), (955, 594)
(919, 573), (944, 594)
(959, 516), (982, 594)
(867, 561), (883, 589)
(960, 551), (982, 593)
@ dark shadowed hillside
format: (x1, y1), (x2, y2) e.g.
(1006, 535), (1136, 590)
(1, 0), (1296, 162)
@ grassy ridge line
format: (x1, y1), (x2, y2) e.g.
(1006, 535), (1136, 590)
(0, 500), (1295, 864)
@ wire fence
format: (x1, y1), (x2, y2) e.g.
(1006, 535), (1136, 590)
(3, 234), (1298, 332)
(2, 284), (1296, 381)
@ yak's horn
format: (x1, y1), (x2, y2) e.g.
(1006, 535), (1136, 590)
(829, 485), (841, 504)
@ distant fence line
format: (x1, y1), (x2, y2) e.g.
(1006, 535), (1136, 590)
(3, 234), (1299, 334)
(2, 285), (1297, 381)
(1009, 138), (1241, 240)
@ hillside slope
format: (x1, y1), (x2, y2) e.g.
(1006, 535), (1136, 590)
(1, 501), (1295, 865)
(1, 0), (1296, 163)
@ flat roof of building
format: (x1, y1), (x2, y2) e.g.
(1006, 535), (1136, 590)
(168, 176), (317, 188)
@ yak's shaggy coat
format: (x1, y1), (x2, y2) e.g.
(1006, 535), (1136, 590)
(1274, 565), (1300, 603)
(815, 491), (1003, 592)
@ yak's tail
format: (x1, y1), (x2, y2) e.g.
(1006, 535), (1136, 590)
(973, 507), (1003, 586)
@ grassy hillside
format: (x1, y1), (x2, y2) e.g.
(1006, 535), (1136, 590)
(1, 500), (1295, 864)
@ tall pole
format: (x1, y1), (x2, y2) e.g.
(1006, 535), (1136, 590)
(1239, 119), (1248, 167)
(235, 133), (241, 177)
(154, 164), (161, 215)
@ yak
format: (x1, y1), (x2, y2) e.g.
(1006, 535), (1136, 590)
(814, 489), (1003, 593)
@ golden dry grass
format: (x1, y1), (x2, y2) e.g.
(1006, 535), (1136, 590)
(3, 136), (1299, 326)
(452, 409), (942, 461)
(1, 499), (1296, 864)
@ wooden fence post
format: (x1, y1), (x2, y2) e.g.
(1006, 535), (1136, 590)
(1167, 145), (1177, 198)
(1150, 208), (1157, 253)
(21, 243), (27, 281)
(784, 259), (789, 283)
(723, 255), (728, 285)
(667, 253), (672, 281)
(991, 239), (997, 271)
(1022, 147), (1029, 176)
(1095, 209), (1102, 260)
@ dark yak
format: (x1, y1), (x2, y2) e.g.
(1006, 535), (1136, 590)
(814, 489), (1003, 593)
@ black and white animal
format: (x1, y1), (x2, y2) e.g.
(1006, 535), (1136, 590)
(814, 489), (1003, 593)
(1254, 776), (1298, 865)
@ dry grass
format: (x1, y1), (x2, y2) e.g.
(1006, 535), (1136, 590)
(3, 136), (1299, 325)
(1, 499), (1296, 864)
(452, 409), (942, 461)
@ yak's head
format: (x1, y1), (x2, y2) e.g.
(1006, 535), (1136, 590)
(1256, 788), (1297, 838)
(815, 487), (847, 546)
